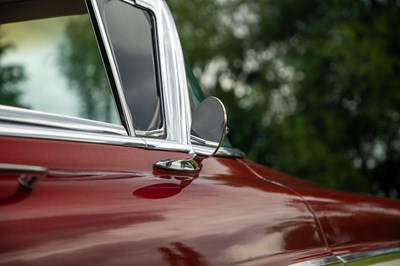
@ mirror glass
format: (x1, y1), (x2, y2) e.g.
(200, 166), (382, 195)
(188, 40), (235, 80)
(190, 96), (227, 157)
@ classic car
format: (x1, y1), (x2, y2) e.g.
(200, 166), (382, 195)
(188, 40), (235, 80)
(0, 0), (399, 265)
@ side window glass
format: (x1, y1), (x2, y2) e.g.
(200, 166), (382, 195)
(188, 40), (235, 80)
(99, 0), (163, 134)
(185, 60), (206, 114)
(0, 1), (120, 125)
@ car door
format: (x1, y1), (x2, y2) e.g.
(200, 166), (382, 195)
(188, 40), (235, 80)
(0, 0), (330, 265)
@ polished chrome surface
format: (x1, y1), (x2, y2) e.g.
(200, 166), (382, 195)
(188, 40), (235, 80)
(0, 116), (241, 156)
(0, 163), (48, 189)
(155, 156), (202, 173)
(139, 0), (192, 145)
(0, 121), (196, 152)
(0, 106), (127, 136)
(142, 138), (191, 153)
(89, 0), (191, 144)
(288, 256), (342, 266)
(0, 122), (147, 149)
(338, 247), (400, 263)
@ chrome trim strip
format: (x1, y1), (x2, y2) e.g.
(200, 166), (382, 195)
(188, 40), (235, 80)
(136, 0), (192, 145)
(0, 122), (147, 148)
(0, 122), (196, 153)
(136, 127), (165, 138)
(143, 138), (191, 153)
(288, 256), (342, 266)
(0, 105), (127, 136)
(338, 247), (400, 263)
(0, 118), (242, 156)
(0, 104), (243, 156)
(87, 0), (136, 136)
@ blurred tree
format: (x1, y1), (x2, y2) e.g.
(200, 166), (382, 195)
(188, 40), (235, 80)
(169, 0), (400, 197)
(58, 16), (115, 123)
(0, 28), (26, 107)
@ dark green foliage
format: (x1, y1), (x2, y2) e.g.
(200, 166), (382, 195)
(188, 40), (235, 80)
(169, 0), (400, 197)
(0, 29), (26, 107)
(58, 16), (114, 123)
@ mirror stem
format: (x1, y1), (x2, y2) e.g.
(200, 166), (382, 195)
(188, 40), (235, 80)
(193, 154), (205, 165)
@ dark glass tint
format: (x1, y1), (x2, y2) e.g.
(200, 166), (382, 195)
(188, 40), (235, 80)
(102, 0), (162, 132)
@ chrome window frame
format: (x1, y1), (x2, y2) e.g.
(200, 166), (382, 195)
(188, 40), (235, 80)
(135, 0), (192, 146)
(88, 0), (166, 138)
(0, 106), (126, 136)
(87, 0), (192, 147)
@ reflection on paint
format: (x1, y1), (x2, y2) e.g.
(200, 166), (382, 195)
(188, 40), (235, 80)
(159, 242), (208, 266)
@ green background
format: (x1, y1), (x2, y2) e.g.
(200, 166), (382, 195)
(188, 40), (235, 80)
(169, 0), (400, 198)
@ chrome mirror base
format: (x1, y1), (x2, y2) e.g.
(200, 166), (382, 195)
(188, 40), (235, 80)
(154, 96), (227, 174)
(155, 155), (204, 173)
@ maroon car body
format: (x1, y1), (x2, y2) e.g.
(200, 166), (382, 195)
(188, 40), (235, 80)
(0, 0), (399, 265)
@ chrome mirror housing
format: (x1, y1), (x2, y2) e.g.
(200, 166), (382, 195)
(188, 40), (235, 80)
(155, 97), (228, 173)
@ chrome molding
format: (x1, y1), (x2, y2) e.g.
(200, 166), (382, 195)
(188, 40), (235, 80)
(288, 256), (342, 266)
(143, 138), (191, 153)
(0, 121), (200, 153)
(0, 108), (244, 155)
(0, 106), (127, 136)
(0, 122), (147, 149)
(136, 0), (192, 145)
(338, 247), (400, 263)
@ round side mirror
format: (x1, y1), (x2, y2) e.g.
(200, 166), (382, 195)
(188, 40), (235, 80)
(190, 96), (228, 158)
(154, 96), (228, 173)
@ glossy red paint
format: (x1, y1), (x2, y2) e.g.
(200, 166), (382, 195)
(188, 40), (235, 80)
(295, 187), (400, 253)
(1, 136), (400, 265)
(246, 160), (400, 254)
(0, 136), (329, 265)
